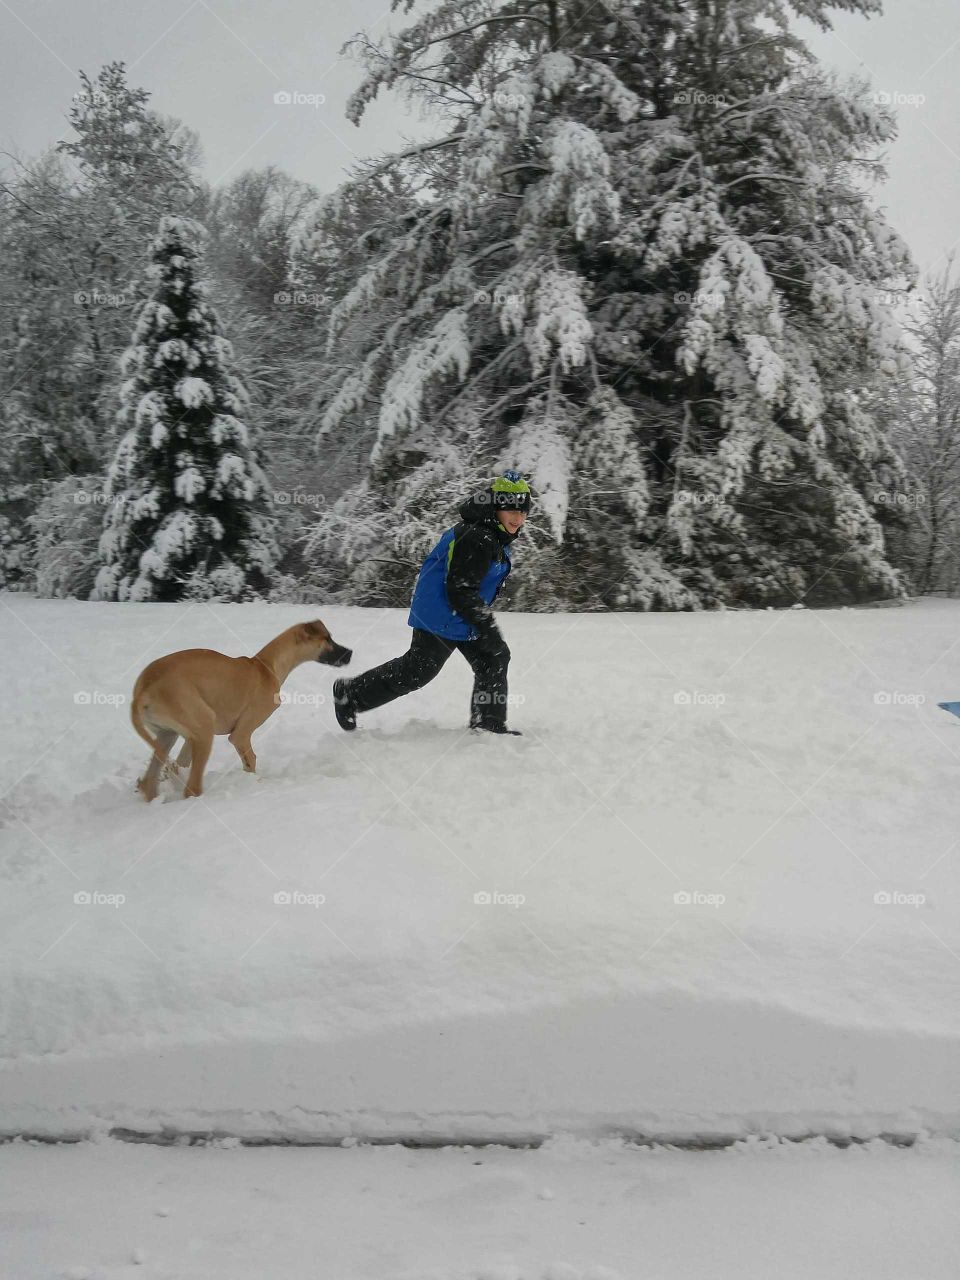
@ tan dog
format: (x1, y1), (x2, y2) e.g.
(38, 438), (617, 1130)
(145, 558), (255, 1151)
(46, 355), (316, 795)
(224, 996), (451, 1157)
(130, 620), (351, 801)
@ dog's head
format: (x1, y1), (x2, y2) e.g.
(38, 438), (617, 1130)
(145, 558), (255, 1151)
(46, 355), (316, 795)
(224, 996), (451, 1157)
(296, 620), (352, 667)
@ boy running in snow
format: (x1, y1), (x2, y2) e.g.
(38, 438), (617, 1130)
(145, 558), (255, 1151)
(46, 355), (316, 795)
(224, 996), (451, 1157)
(332, 471), (532, 736)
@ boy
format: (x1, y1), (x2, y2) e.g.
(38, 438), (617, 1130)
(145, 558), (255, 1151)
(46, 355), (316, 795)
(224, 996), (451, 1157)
(332, 471), (532, 735)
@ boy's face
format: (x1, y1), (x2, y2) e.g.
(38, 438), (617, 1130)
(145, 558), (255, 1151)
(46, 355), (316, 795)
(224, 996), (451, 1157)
(496, 508), (527, 536)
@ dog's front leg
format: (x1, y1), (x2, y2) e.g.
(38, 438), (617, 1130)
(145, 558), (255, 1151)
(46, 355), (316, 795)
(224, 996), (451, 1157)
(229, 731), (257, 773)
(229, 703), (277, 775)
(228, 711), (264, 774)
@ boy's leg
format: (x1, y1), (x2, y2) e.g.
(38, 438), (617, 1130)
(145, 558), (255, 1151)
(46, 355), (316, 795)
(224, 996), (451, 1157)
(457, 636), (511, 730)
(336, 629), (455, 724)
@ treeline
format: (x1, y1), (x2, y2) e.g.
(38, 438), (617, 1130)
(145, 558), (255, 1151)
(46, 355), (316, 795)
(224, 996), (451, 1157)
(2, 3), (959, 610)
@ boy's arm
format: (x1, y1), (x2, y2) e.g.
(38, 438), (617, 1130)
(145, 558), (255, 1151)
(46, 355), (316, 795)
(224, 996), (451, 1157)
(446, 527), (503, 646)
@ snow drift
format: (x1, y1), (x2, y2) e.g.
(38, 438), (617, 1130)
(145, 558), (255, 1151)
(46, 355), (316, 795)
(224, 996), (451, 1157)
(1, 597), (958, 1142)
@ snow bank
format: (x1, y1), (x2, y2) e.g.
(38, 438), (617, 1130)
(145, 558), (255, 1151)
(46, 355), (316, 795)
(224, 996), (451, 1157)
(1, 597), (959, 1141)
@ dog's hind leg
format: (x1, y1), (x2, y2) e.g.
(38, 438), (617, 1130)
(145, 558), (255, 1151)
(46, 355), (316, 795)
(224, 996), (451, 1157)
(138, 728), (177, 802)
(183, 712), (215, 799)
(183, 733), (213, 798)
(161, 736), (184, 780)
(174, 739), (192, 770)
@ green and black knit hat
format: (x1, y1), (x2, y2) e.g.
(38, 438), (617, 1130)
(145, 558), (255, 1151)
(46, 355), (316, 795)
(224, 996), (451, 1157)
(490, 469), (533, 511)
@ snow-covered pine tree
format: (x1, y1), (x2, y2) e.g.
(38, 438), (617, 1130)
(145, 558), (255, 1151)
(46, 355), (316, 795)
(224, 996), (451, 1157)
(308, 0), (914, 610)
(93, 215), (278, 602)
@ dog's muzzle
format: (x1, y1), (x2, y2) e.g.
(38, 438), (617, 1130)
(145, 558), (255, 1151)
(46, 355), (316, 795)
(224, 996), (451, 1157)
(322, 645), (352, 666)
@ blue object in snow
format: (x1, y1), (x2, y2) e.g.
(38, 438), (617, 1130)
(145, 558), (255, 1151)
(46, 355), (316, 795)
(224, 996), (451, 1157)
(937, 702), (960, 719)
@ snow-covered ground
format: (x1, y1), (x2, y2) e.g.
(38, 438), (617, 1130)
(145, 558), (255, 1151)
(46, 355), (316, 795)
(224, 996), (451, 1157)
(1, 596), (959, 1144)
(2, 1134), (958, 1280)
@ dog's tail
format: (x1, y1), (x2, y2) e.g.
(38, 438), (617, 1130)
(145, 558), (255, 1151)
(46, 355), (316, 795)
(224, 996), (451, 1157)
(130, 693), (173, 767)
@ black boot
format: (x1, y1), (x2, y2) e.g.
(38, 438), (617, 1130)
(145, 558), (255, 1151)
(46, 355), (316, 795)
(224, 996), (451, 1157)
(332, 678), (357, 731)
(471, 721), (522, 736)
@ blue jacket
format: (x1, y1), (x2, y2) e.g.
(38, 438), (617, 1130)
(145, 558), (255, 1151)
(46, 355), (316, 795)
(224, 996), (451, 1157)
(408, 496), (515, 641)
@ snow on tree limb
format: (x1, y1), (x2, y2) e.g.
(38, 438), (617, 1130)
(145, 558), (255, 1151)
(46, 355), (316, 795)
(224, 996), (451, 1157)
(525, 268), (593, 377)
(507, 409), (572, 542)
(374, 307), (471, 462)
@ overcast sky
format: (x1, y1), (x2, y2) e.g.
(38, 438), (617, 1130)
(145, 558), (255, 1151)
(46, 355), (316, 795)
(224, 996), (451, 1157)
(2, 0), (958, 276)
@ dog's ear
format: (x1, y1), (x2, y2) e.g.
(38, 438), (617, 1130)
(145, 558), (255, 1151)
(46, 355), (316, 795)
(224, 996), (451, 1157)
(299, 620), (330, 643)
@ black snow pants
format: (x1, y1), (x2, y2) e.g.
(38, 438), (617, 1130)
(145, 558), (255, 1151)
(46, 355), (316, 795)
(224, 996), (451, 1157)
(346, 628), (510, 728)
